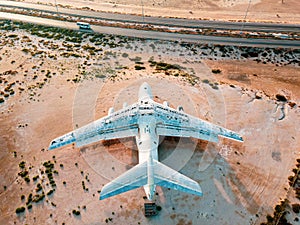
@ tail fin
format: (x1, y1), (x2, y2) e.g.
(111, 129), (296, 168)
(153, 160), (203, 197)
(100, 161), (148, 200)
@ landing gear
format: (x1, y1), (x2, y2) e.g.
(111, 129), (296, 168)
(144, 202), (158, 217)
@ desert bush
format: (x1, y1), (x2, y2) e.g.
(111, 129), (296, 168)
(72, 210), (80, 216)
(16, 207), (25, 214)
(19, 161), (26, 169)
(129, 56), (142, 62)
(18, 170), (28, 178)
(33, 175), (39, 181)
(292, 204), (300, 213)
(135, 65), (146, 70)
(24, 176), (30, 183)
(47, 190), (54, 196)
(32, 193), (45, 203)
(36, 183), (42, 192)
(212, 69), (221, 74)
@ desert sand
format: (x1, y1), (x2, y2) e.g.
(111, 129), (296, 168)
(23, 0), (300, 23)
(0, 20), (300, 225)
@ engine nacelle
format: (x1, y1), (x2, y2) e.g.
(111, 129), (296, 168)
(108, 107), (114, 115)
(163, 101), (169, 107)
(177, 105), (184, 112)
(123, 102), (128, 109)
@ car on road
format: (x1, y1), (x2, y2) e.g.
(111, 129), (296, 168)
(76, 22), (91, 30)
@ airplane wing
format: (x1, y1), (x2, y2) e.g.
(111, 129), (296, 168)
(100, 161), (148, 200)
(154, 160), (203, 196)
(154, 102), (243, 143)
(49, 104), (139, 150)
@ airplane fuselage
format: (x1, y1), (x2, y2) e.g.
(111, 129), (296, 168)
(136, 85), (158, 200)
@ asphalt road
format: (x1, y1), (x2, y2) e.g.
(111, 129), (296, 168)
(0, 12), (300, 49)
(0, 0), (300, 33)
(0, 12), (300, 48)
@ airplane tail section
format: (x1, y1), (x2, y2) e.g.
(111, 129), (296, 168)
(100, 161), (148, 200)
(153, 160), (203, 197)
(100, 159), (202, 200)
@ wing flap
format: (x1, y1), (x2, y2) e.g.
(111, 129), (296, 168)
(153, 160), (202, 197)
(156, 124), (219, 143)
(154, 102), (242, 143)
(100, 161), (148, 200)
(75, 124), (138, 147)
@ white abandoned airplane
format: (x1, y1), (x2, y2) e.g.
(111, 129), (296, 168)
(49, 82), (243, 201)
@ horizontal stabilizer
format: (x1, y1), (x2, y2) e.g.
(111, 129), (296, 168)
(100, 161), (148, 200)
(153, 160), (203, 197)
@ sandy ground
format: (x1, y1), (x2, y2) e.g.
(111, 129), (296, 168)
(0, 22), (300, 225)
(22, 0), (300, 23)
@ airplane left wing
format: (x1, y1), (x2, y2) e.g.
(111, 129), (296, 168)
(154, 102), (243, 143)
(49, 105), (139, 150)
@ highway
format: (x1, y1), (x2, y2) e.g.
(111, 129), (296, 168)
(0, 0), (300, 33)
(1, 12), (300, 48)
(0, 12), (300, 49)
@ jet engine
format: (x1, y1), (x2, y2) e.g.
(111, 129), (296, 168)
(177, 106), (184, 112)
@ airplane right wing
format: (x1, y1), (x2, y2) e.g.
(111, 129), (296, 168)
(49, 104), (139, 150)
(154, 102), (243, 143)
(153, 159), (203, 196)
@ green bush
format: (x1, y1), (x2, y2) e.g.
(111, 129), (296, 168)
(32, 194), (45, 203)
(129, 56), (142, 62)
(47, 190), (54, 196)
(16, 207), (25, 214)
(135, 65), (146, 70)
(72, 210), (80, 216)
(24, 176), (30, 183)
(212, 69), (221, 74)
(19, 161), (26, 169)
